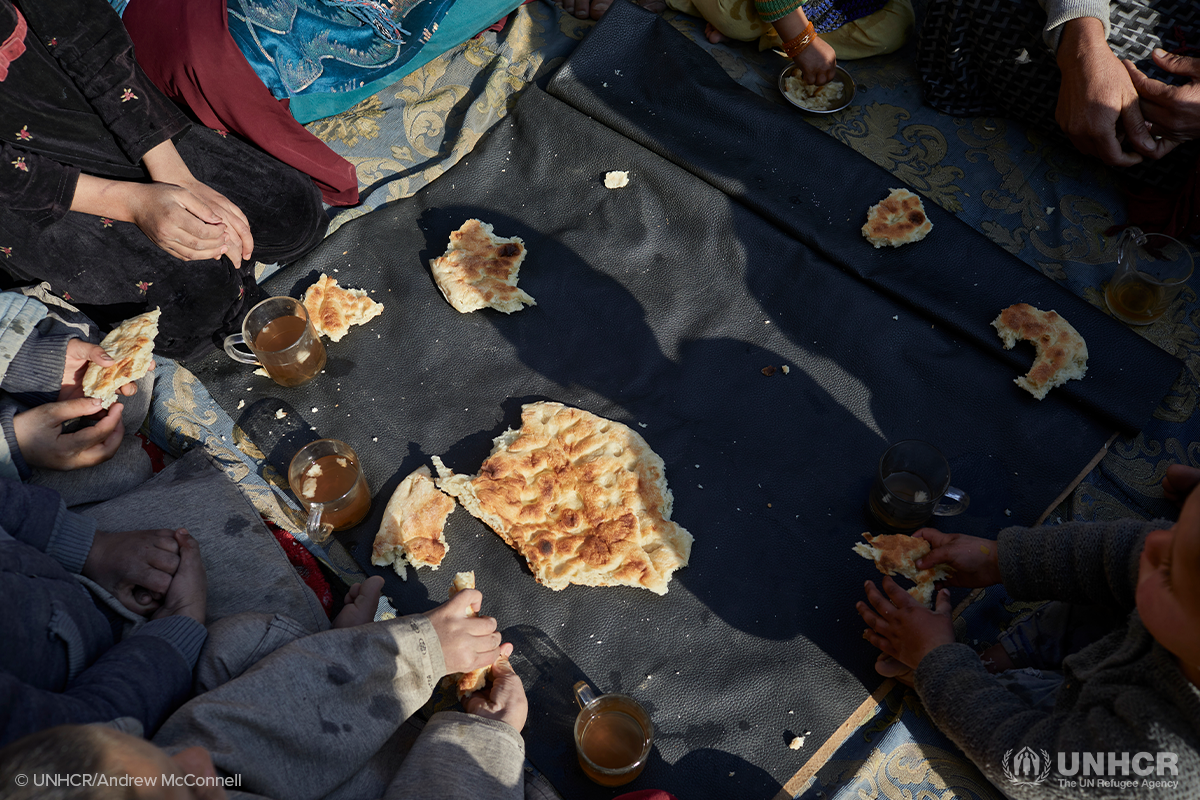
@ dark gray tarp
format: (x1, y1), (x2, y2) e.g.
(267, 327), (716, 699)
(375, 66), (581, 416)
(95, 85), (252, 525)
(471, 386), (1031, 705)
(190, 5), (1182, 796)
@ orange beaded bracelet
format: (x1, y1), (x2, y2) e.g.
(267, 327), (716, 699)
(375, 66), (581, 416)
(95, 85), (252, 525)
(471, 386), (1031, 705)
(781, 19), (816, 59)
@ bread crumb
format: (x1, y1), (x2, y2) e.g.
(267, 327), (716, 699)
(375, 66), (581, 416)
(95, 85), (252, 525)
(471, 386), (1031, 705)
(762, 366), (776, 376)
(789, 735), (805, 750)
(237, 400), (245, 410)
(274, 409), (286, 419)
(253, 368), (269, 377)
(604, 171), (630, 189)
(782, 365), (790, 374)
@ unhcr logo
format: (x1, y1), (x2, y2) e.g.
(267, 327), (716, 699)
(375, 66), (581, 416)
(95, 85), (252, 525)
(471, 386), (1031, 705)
(1002, 747), (1052, 786)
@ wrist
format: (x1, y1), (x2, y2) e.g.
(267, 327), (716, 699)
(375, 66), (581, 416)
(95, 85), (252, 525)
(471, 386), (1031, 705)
(1058, 17), (1107, 64)
(141, 140), (192, 185)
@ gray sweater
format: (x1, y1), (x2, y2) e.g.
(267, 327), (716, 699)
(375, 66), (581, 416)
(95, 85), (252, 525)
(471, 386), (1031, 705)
(1041, 0), (1110, 50)
(915, 520), (1200, 799)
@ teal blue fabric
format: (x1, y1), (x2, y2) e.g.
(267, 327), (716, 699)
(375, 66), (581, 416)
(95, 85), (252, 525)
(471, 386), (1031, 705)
(229, 0), (521, 124)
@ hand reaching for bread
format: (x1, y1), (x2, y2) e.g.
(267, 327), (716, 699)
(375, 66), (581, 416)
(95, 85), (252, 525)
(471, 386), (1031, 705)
(913, 529), (1003, 588)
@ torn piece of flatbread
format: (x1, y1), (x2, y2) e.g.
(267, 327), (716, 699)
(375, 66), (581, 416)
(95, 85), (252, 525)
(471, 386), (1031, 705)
(429, 219), (535, 314)
(862, 188), (933, 249)
(82, 308), (160, 409)
(992, 303), (1088, 400)
(448, 571), (490, 698)
(302, 273), (384, 342)
(853, 532), (951, 607)
(371, 465), (454, 580)
(433, 401), (693, 595)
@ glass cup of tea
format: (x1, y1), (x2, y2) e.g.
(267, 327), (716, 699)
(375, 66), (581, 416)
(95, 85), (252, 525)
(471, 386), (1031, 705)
(1104, 227), (1194, 326)
(868, 440), (969, 532)
(573, 681), (654, 787)
(287, 439), (371, 542)
(223, 296), (327, 387)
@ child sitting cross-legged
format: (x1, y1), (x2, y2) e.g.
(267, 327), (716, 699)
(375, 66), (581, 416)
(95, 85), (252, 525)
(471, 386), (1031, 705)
(857, 465), (1200, 798)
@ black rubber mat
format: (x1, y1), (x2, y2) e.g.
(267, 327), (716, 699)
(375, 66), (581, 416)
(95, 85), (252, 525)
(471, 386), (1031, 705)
(188, 7), (1182, 797)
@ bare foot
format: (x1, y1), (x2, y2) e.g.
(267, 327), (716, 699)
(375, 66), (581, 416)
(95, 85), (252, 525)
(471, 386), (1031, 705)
(332, 575), (385, 629)
(704, 23), (728, 44)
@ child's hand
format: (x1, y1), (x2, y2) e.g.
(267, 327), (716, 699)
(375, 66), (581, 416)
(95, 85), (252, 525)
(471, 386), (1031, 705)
(59, 338), (152, 402)
(795, 37), (837, 86)
(12, 398), (124, 470)
(914, 528), (1003, 587)
(425, 589), (510, 675)
(857, 577), (955, 670)
(1163, 464), (1200, 506)
(464, 655), (528, 732)
(82, 528), (182, 615)
(153, 530), (207, 625)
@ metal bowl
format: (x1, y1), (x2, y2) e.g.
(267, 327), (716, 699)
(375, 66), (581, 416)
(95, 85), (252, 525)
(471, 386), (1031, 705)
(777, 64), (855, 114)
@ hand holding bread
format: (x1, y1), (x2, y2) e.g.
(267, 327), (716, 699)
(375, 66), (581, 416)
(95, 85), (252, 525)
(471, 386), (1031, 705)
(913, 529), (1003, 588)
(424, 589), (510, 676)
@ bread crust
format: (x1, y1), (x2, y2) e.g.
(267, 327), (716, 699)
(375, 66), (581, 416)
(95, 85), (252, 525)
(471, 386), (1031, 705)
(302, 274), (384, 342)
(82, 308), (160, 409)
(853, 532), (951, 606)
(991, 303), (1088, 400)
(433, 402), (692, 595)
(429, 219), (535, 314)
(862, 188), (933, 248)
(371, 465), (454, 579)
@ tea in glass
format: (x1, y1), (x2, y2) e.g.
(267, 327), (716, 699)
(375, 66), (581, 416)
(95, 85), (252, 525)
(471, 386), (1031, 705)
(288, 439), (371, 537)
(573, 681), (653, 787)
(223, 296), (326, 387)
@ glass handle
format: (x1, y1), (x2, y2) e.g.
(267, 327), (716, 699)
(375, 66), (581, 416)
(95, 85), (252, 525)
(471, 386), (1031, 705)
(222, 332), (260, 365)
(933, 486), (970, 517)
(305, 503), (332, 543)
(574, 680), (598, 710)
(1119, 226), (1147, 248)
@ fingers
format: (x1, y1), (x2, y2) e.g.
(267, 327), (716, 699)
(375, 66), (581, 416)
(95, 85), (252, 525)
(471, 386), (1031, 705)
(43, 397), (107, 425)
(881, 575), (918, 608)
(933, 587), (951, 615)
(1152, 48), (1200, 80)
(62, 406), (125, 467)
(1164, 464), (1200, 503)
(1116, 77), (1166, 158)
(861, 580), (896, 624)
(73, 341), (116, 368)
(448, 588), (482, 618)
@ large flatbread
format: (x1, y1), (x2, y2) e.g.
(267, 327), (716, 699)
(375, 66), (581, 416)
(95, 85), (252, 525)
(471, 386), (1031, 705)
(448, 571), (490, 698)
(992, 303), (1088, 400)
(429, 219), (535, 314)
(861, 188), (932, 249)
(82, 308), (160, 409)
(853, 532), (951, 606)
(433, 401), (693, 595)
(371, 465), (454, 580)
(302, 273), (384, 342)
